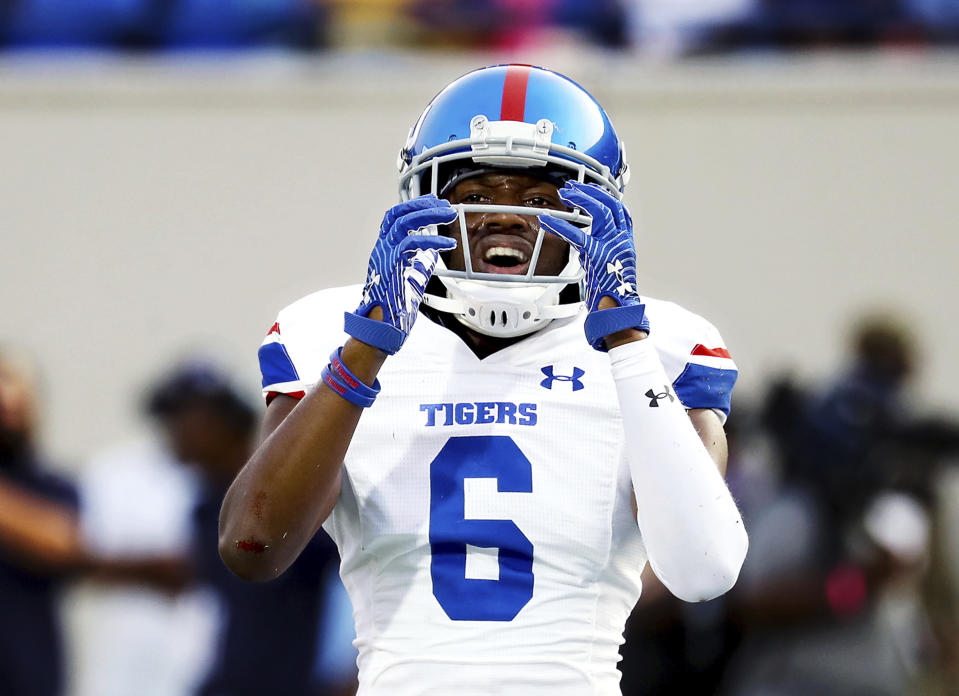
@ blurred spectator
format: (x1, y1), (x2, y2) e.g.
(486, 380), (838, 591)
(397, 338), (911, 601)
(71, 438), (216, 696)
(0, 347), (80, 696)
(706, 0), (943, 51)
(158, 0), (326, 50)
(405, 0), (512, 49)
(323, 0), (415, 48)
(553, 0), (631, 47)
(1, 0), (328, 50)
(145, 360), (354, 696)
(617, 316), (959, 695)
(406, 0), (629, 49)
(3, 0), (959, 51)
(720, 316), (943, 696)
(1, 350), (357, 695)
(750, 0), (916, 48)
(623, 0), (756, 56)
(0, 347), (189, 696)
(906, 0), (959, 41)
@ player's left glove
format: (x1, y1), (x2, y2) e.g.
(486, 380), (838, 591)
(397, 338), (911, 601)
(344, 195), (458, 354)
(538, 181), (650, 351)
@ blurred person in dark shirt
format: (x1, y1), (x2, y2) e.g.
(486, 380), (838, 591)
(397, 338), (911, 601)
(146, 361), (350, 696)
(0, 349), (188, 696)
(767, 315), (924, 526)
(721, 316), (940, 696)
(0, 348), (81, 696)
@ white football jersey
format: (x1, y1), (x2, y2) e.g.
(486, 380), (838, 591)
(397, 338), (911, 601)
(258, 285), (738, 696)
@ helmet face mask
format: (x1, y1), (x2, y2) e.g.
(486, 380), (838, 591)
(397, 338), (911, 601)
(396, 65), (629, 339)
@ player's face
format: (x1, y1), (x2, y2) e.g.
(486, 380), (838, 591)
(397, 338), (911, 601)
(441, 172), (569, 276)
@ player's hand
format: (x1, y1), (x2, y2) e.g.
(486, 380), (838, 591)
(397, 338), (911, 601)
(345, 195), (458, 354)
(538, 181), (650, 351)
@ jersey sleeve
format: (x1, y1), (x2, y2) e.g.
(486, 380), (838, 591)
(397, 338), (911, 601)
(258, 285), (362, 405)
(259, 321), (308, 403)
(647, 299), (739, 422)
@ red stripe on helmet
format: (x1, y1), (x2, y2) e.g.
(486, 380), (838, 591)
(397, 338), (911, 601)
(500, 65), (532, 122)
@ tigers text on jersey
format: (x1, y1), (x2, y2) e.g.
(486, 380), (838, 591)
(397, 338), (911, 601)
(258, 285), (738, 696)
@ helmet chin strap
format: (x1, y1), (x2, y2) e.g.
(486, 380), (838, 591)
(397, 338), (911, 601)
(422, 256), (583, 339)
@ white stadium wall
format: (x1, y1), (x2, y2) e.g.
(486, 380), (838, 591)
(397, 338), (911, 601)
(1, 53), (957, 468)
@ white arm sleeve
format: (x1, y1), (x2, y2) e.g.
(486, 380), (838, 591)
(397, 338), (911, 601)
(610, 340), (748, 602)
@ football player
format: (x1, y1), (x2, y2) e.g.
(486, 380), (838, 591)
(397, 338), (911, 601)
(219, 65), (748, 695)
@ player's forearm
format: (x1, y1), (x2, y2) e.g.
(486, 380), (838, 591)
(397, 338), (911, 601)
(84, 555), (192, 594)
(219, 339), (386, 581)
(611, 341), (748, 603)
(689, 408), (729, 475)
(0, 477), (84, 571)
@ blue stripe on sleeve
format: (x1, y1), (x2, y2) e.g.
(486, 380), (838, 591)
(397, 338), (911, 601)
(258, 340), (301, 388)
(672, 363), (738, 417)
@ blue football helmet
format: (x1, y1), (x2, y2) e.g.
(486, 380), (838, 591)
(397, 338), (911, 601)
(397, 64), (630, 338)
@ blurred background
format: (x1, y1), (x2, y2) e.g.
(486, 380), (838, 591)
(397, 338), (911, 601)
(1, 1), (958, 695)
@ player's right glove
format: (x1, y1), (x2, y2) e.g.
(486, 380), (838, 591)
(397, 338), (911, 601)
(538, 181), (650, 351)
(344, 195), (458, 354)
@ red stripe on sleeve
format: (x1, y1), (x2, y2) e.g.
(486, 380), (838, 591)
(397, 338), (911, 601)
(691, 344), (732, 359)
(500, 65), (532, 122)
(265, 390), (305, 406)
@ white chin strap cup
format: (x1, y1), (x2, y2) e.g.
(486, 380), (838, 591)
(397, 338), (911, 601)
(419, 200), (585, 339)
(423, 272), (582, 339)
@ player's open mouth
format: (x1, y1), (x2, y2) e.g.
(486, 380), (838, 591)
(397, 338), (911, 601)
(475, 236), (533, 275)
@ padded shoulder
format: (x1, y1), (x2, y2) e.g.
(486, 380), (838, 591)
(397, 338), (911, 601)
(644, 297), (738, 421)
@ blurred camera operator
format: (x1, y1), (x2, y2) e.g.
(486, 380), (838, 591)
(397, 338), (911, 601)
(721, 317), (944, 696)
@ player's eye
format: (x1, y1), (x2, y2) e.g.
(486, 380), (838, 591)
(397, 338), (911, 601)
(524, 196), (555, 208)
(461, 193), (490, 204)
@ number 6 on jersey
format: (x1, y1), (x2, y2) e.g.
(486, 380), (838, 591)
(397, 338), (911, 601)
(429, 435), (534, 621)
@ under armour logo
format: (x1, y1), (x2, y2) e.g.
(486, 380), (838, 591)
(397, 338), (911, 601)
(645, 385), (674, 407)
(605, 259), (634, 296)
(540, 366), (585, 391)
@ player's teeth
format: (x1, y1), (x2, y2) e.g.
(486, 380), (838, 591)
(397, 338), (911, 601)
(484, 247), (528, 263)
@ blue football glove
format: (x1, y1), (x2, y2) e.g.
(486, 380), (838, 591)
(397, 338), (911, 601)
(344, 195), (458, 354)
(538, 181), (649, 351)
